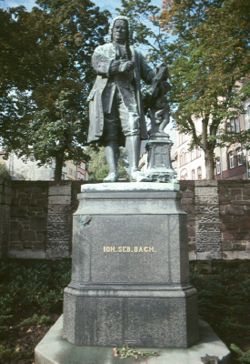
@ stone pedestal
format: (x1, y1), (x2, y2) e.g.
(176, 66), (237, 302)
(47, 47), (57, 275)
(62, 182), (199, 348)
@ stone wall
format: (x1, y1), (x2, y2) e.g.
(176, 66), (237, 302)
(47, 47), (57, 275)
(180, 180), (250, 260)
(9, 182), (48, 259)
(7, 181), (81, 259)
(0, 180), (249, 260)
(179, 181), (196, 256)
(0, 178), (11, 258)
(219, 181), (250, 259)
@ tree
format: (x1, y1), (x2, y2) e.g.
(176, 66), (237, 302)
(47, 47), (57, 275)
(0, 1), (109, 181)
(0, 6), (38, 95)
(0, 6), (43, 152)
(161, 0), (250, 178)
(117, 0), (170, 65)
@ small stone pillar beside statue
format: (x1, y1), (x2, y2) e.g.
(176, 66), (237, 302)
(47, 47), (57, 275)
(143, 63), (177, 183)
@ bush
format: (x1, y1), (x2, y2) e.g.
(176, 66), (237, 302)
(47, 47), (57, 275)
(0, 260), (71, 338)
(190, 261), (250, 364)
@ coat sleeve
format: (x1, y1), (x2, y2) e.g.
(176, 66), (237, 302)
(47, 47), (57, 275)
(92, 46), (114, 76)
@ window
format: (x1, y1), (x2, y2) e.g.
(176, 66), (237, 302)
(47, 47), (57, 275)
(228, 151), (235, 169)
(179, 134), (184, 145)
(215, 158), (221, 175)
(180, 168), (188, 180)
(180, 152), (184, 166)
(247, 150), (250, 179)
(227, 118), (241, 133)
(196, 148), (201, 158)
(197, 166), (202, 180)
(236, 148), (244, 166)
(179, 149), (186, 166)
(246, 105), (250, 120)
(191, 149), (196, 161)
(191, 169), (195, 180)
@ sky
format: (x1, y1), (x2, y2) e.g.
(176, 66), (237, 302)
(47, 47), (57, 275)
(1, 0), (162, 14)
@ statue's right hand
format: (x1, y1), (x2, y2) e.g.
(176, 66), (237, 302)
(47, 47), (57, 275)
(123, 61), (135, 72)
(109, 60), (135, 75)
(109, 60), (121, 74)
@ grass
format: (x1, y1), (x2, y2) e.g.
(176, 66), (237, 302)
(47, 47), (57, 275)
(0, 259), (249, 363)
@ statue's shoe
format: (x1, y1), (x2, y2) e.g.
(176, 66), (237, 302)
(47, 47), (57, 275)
(129, 170), (150, 182)
(103, 172), (119, 182)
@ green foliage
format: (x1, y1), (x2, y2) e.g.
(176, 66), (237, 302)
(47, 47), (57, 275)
(219, 130), (250, 151)
(86, 146), (109, 181)
(231, 344), (250, 363)
(18, 314), (52, 327)
(0, 2), (110, 181)
(0, 260), (71, 363)
(161, 0), (250, 178)
(117, 0), (170, 65)
(190, 261), (250, 349)
(0, 344), (17, 363)
(86, 146), (128, 181)
(0, 7), (39, 94)
(0, 260), (71, 337)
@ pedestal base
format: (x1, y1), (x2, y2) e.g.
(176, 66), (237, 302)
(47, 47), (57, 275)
(63, 284), (198, 348)
(62, 183), (199, 348)
(35, 317), (230, 364)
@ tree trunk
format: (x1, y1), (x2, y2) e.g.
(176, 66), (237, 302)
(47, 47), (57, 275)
(205, 149), (215, 179)
(54, 153), (64, 182)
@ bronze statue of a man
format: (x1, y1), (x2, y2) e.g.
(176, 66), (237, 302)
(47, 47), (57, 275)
(87, 16), (155, 182)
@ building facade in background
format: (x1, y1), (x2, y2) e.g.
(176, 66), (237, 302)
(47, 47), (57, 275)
(175, 99), (250, 180)
(0, 151), (88, 181)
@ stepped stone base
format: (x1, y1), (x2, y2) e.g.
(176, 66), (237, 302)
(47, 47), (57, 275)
(35, 317), (230, 364)
(63, 284), (198, 348)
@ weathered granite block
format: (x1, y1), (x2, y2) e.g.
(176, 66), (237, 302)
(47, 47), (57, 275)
(46, 183), (72, 259)
(63, 183), (199, 348)
(63, 285), (198, 348)
(194, 181), (222, 259)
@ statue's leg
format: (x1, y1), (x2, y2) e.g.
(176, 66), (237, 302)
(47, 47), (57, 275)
(103, 142), (119, 182)
(125, 135), (141, 180)
(103, 101), (120, 182)
(118, 93), (142, 181)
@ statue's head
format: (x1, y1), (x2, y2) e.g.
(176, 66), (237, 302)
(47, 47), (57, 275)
(109, 16), (132, 43)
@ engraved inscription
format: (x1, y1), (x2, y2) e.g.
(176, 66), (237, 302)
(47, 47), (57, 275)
(103, 246), (157, 253)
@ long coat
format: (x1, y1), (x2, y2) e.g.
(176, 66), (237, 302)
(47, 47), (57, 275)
(87, 42), (154, 144)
